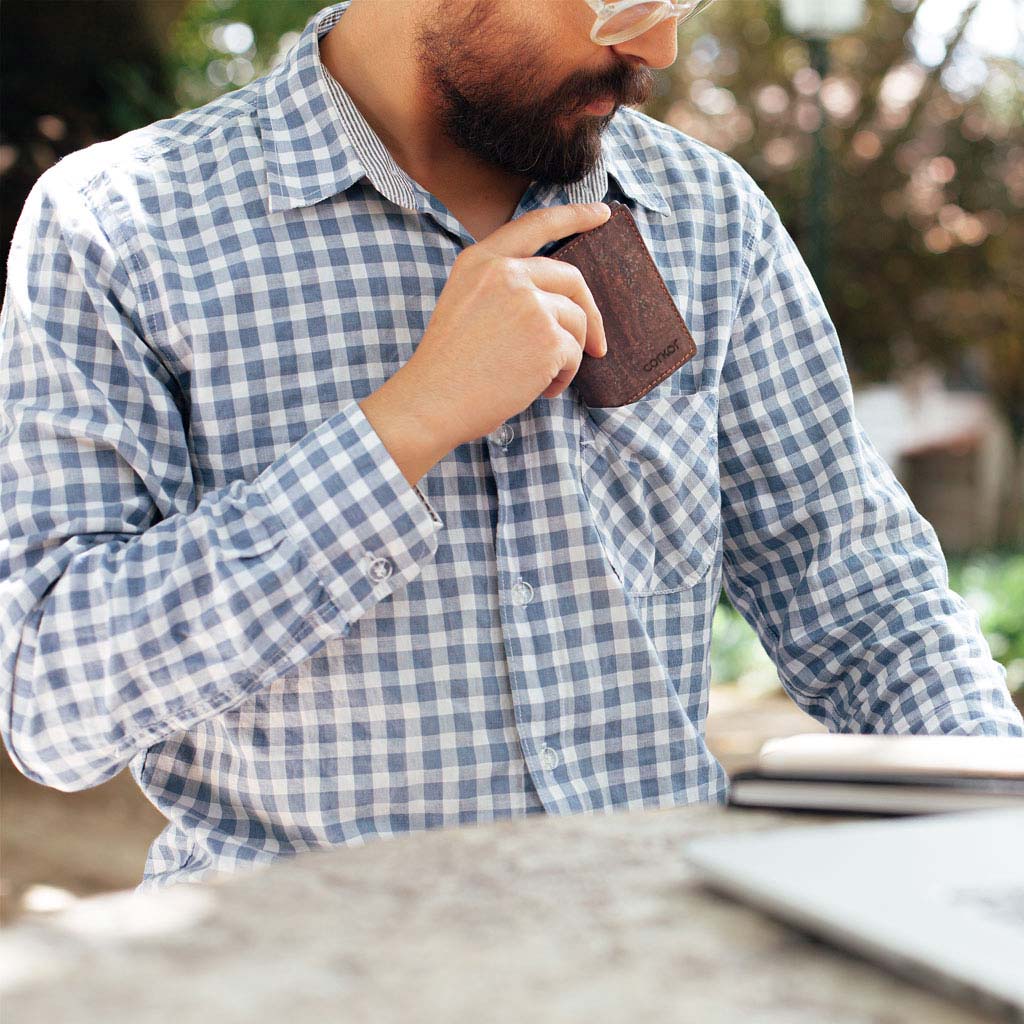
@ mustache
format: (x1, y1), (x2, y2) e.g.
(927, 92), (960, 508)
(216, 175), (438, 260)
(571, 66), (655, 109)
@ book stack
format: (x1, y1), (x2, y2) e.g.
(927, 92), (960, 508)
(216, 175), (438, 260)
(727, 733), (1024, 815)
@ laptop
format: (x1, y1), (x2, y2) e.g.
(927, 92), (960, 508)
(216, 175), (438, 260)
(683, 809), (1024, 1021)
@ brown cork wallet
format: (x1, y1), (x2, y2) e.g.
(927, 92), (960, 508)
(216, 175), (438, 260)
(544, 200), (696, 408)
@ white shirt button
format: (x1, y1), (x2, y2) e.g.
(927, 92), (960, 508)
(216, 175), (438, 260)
(366, 556), (393, 583)
(540, 746), (560, 771)
(488, 423), (514, 447)
(511, 578), (534, 606)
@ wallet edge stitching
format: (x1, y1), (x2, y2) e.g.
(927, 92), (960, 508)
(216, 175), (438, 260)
(553, 202), (700, 408)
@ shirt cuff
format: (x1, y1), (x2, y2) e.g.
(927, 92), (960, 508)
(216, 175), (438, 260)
(255, 397), (444, 632)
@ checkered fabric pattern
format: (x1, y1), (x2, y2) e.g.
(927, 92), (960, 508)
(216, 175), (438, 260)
(2, 1), (1020, 892)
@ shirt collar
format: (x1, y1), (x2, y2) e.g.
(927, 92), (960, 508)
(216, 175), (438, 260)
(257, 1), (669, 217)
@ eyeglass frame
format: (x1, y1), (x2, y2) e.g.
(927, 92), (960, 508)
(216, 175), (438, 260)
(582, 0), (718, 46)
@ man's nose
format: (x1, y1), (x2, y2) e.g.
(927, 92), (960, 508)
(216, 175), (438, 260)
(607, 14), (679, 70)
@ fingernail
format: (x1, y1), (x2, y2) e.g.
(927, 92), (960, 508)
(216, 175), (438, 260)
(591, 203), (610, 216)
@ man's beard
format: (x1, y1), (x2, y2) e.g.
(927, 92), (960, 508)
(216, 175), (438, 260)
(413, 3), (653, 186)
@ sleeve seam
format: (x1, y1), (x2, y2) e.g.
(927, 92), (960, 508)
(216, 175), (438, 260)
(75, 171), (182, 395)
(108, 598), (345, 762)
(729, 192), (773, 337)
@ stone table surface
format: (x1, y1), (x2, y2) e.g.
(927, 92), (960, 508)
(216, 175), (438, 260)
(0, 803), (1005, 1023)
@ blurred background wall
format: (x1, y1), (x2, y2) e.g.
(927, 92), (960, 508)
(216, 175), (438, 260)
(1, 0), (1021, 920)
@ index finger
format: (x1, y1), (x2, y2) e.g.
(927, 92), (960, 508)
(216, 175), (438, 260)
(478, 202), (611, 260)
(520, 256), (607, 359)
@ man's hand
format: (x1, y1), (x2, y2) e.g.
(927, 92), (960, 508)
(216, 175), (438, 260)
(359, 202), (611, 485)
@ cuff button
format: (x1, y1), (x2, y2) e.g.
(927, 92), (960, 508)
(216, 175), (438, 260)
(366, 555), (394, 583)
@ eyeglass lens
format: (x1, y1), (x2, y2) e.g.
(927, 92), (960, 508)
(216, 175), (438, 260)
(594, 0), (713, 43)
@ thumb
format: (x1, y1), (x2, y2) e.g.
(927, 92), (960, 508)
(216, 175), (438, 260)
(479, 202), (611, 260)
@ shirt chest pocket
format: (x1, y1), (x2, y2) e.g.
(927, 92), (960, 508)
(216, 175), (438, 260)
(578, 387), (721, 596)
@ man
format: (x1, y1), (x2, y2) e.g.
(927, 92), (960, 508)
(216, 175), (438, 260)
(1, 0), (1020, 892)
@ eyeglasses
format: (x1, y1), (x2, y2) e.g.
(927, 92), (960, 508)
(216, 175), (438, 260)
(583, 0), (718, 45)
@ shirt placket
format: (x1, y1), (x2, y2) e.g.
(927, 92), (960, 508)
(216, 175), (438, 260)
(486, 407), (586, 812)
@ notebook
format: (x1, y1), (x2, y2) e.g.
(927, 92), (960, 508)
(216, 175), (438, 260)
(727, 733), (1024, 816)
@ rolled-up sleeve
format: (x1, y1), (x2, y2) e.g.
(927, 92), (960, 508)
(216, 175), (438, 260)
(0, 165), (444, 792)
(717, 192), (1023, 737)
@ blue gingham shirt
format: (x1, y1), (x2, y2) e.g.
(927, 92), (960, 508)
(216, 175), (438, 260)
(2, 2), (1021, 892)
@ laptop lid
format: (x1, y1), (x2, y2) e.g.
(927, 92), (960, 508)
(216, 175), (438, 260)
(683, 809), (1024, 1020)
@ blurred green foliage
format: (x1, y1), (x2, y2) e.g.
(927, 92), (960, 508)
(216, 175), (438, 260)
(712, 552), (1024, 694)
(167, 0), (325, 111)
(710, 596), (781, 695)
(948, 553), (1024, 683)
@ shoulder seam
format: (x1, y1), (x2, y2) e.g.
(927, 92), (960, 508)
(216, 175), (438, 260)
(60, 92), (260, 209)
(740, 192), (772, 290)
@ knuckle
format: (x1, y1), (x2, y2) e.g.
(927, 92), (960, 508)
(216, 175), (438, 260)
(452, 244), (475, 267)
(553, 261), (584, 288)
(486, 255), (522, 285)
(536, 300), (561, 334)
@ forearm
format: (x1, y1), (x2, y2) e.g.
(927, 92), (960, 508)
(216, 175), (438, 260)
(719, 191), (1022, 738)
(0, 170), (446, 791)
(724, 458), (1023, 736)
(357, 364), (455, 489)
(1, 399), (444, 791)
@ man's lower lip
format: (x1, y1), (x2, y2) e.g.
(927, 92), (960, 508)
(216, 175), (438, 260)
(583, 97), (616, 115)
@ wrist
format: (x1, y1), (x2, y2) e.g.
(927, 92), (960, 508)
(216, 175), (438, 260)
(358, 369), (454, 488)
